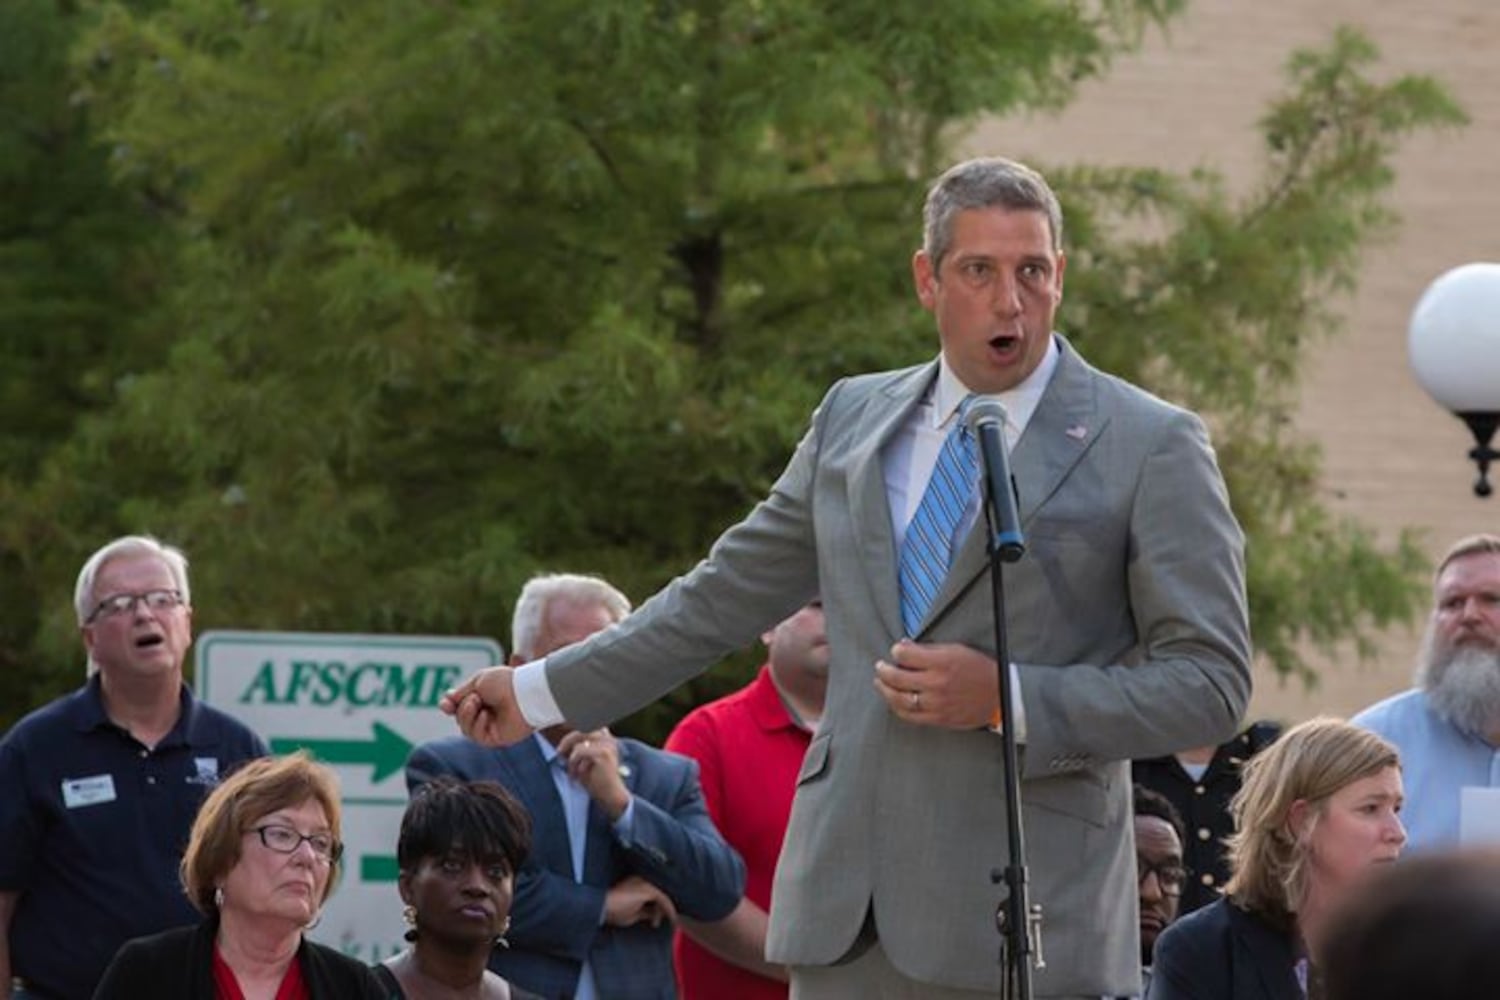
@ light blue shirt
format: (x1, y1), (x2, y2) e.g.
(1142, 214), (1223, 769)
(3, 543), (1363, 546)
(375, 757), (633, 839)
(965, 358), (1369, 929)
(534, 733), (638, 1000)
(1352, 688), (1500, 850)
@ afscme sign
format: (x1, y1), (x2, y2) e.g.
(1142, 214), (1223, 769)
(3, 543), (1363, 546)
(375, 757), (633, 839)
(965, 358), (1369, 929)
(195, 630), (501, 958)
(238, 658), (462, 708)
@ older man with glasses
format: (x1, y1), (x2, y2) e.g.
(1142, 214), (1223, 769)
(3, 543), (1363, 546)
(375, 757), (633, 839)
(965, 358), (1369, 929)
(0, 535), (268, 1000)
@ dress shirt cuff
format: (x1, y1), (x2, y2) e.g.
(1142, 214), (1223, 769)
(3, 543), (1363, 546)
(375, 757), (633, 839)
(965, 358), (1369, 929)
(513, 658), (566, 729)
(611, 797), (638, 842)
(988, 664), (1027, 742)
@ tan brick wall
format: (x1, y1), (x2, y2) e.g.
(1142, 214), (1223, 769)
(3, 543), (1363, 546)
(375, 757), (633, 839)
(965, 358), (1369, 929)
(965, 0), (1500, 724)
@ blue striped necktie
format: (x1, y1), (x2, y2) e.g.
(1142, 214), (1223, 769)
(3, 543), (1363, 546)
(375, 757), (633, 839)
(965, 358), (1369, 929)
(898, 397), (979, 635)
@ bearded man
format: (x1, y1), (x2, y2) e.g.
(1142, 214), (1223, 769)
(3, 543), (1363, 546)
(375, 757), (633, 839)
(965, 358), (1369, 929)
(1354, 534), (1500, 849)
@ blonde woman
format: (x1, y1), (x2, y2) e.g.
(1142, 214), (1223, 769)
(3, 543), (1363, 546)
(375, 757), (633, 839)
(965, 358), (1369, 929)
(1147, 718), (1405, 1000)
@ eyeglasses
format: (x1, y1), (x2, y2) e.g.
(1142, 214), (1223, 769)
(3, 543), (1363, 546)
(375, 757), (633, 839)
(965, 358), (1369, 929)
(1137, 857), (1188, 896)
(86, 589), (184, 624)
(249, 824), (343, 863)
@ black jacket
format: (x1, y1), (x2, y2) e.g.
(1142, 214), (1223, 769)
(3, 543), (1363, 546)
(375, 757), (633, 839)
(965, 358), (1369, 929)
(92, 918), (389, 999)
(1147, 898), (1304, 1000)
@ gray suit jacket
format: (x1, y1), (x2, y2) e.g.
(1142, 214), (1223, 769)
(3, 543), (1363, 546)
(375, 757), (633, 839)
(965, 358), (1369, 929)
(545, 337), (1251, 996)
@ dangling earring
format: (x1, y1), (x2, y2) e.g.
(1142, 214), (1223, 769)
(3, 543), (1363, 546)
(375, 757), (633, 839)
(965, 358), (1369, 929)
(213, 887), (225, 910)
(403, 903), (419, 943)
(495, 915), (511, 949)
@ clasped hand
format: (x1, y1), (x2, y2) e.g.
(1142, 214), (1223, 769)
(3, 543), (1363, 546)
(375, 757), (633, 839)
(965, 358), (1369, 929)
(605, 875), (677, 929)
(872, 639), (1002, 729)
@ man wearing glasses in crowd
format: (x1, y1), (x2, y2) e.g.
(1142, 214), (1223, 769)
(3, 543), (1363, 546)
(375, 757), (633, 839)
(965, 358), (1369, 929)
(1129, 785), (1187, 999)
(0, 535), (268, 1000)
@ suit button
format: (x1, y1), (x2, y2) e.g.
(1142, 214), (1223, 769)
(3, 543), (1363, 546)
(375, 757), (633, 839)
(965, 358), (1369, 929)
(1194, 785), (1206, 795)
(1201, 873), (1216, 886)
(1197, 827), (1212, 841)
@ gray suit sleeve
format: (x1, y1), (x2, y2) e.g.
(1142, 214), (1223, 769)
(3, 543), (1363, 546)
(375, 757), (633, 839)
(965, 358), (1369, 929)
(545, 392), (834, 730)
(1018, 407), (1251, 774)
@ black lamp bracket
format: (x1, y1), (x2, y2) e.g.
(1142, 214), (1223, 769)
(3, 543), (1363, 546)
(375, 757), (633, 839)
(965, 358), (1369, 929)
(1457, 411), (1500, 498)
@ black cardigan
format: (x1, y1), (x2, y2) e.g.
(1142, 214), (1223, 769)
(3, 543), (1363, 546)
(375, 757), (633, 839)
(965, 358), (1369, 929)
(92, 918), (390, 999)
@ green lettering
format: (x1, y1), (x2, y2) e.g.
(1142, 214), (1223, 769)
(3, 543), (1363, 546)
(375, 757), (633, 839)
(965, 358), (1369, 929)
(238, 660), (282, 704)
(287, 661), (319, 703)
(347, 662), (383, 706)
(380, 664), (421, 707)
(312, 661), (343, 706)
(429, 665), (461, 707)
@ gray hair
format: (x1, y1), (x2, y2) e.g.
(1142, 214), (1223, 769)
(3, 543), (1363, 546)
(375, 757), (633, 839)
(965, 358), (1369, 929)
(75, 534), (191, 626)
(922, 156), (1064, 274)
(1436, 534), (1500, 581)
(510, 573), (630, 661)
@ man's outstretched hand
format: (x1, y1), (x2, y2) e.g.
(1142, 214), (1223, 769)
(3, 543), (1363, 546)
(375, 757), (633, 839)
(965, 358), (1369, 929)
(440, 666), (535, 746)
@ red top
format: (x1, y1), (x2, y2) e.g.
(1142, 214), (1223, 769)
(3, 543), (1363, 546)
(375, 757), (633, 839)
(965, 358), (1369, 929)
(211, 942), (310, 1000)
(665, 665), (813, 1000)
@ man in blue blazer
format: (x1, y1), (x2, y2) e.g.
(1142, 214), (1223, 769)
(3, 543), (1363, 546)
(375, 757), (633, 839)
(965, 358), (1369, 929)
(407, 573), (745, 1000)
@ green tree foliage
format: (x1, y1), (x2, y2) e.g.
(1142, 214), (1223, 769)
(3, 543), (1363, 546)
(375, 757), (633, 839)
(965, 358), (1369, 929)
(0, 0), (171, 715)
(2, 2), (1464, 739)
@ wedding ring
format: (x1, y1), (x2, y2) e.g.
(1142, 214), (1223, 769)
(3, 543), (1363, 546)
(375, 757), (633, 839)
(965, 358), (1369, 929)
(909, 690), (921, 711)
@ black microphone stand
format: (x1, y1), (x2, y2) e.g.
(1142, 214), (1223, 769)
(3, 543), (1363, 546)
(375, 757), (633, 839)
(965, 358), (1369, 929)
(971, 415), (1043, 1000)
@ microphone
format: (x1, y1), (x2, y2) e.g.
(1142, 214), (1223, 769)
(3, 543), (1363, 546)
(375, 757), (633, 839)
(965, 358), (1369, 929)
(964, 397), (1026, 563)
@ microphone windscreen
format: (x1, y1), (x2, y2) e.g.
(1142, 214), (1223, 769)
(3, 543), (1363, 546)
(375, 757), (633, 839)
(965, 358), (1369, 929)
(964, 396), (1009, 434)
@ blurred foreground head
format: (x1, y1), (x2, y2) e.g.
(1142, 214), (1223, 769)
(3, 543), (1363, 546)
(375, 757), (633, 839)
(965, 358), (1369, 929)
(1322, 849), (1500, 1000)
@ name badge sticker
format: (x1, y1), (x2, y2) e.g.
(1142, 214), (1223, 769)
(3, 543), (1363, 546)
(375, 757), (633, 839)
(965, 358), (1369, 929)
(61, 773), (117, 809)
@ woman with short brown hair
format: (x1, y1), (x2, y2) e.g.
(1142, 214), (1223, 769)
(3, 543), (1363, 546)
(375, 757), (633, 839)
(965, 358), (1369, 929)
(94, 752), (386, 998)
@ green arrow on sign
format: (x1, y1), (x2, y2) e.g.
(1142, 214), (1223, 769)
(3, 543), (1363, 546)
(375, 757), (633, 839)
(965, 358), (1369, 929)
(361, 854), (400, 882)
(271, 721), (413, 783)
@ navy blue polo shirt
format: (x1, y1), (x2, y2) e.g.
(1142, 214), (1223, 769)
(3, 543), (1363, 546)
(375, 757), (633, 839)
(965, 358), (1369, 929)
(0, 675), (267, 1000)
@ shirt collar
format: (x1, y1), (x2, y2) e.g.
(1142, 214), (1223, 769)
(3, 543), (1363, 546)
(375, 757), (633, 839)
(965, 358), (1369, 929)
(747, 665), (809, 734)
(534, 731), (563, 765)
(935, 334), (1061, 439)
(68, 673), (113, 733)
(929, 357), (974, 430)
(534, 731), (629, 773)
(69, 673), (198, 747)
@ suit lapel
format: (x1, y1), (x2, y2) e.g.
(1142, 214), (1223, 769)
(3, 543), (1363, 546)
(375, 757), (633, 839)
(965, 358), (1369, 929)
(511, 739), (577, 878)
(1008, 337), (1106, 522)
(924, 337), (1105, 634)
(846, 361), (938, 640)
(1229, 904), (1302, 1000)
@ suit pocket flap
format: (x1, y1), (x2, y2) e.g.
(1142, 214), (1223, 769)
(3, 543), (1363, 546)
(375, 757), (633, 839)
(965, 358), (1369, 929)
(1024, 771), (1109, 828)
(796, 732), (832, 786)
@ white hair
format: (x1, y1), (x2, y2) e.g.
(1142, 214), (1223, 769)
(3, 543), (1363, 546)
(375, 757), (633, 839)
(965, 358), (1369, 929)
(76, 535), (191, 677)
(510, 573), (630, 661)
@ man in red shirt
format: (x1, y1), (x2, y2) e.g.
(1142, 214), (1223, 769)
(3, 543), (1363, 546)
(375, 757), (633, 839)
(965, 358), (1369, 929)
(665, 603), (829, 999)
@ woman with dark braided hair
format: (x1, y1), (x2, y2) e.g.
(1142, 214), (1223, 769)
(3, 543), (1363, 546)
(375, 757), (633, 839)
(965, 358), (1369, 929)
(374, 778), (542, 1000)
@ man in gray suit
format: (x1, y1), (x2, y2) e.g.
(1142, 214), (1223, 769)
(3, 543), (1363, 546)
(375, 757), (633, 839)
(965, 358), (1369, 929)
(443, 157), (1251, 998)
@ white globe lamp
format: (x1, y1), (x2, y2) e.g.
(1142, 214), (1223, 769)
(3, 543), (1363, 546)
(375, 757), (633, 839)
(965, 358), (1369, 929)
(1408, 262), (1500, 497)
